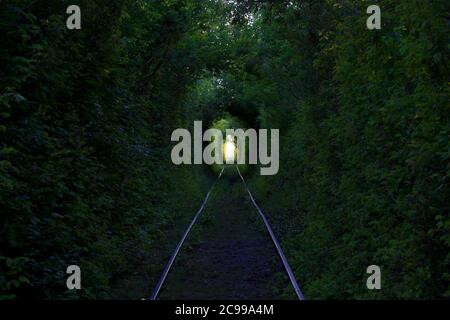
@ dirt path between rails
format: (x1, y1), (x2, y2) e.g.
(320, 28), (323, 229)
(158, 172), (295, 300)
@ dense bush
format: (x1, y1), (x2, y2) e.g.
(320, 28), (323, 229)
(1, 0), (448, 299)
(250, 0), (449, 299)
(0, 0), (209, 299)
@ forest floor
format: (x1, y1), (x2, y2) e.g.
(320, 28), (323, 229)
(158, 169), (295, 300)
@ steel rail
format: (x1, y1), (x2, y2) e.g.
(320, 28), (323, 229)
(236, 166), (305, 300)
(149, 168), (224, 300)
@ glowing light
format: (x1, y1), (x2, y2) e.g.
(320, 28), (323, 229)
(224, 135), (236, 163)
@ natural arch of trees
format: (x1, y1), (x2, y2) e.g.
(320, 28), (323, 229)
(0, 0), (448, 299)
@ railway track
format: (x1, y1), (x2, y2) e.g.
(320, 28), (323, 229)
(150, 166), (304, 300)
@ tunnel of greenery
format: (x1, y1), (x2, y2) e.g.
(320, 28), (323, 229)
(208, 115), (249, 176)
(0, 0), (449, 299)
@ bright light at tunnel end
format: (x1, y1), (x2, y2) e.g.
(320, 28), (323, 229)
(224, 135), (237, 164)
(170, 121), (279, 176)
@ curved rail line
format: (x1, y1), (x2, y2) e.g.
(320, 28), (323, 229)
(149, 168), (224, 300)
(150, 166), (305, 300)
(236, 166), (305, 300)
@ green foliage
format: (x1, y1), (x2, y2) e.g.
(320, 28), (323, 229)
(1, 0), (448, 300)
(250, 0), (450, 299)
(0, 0), (209, 299)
